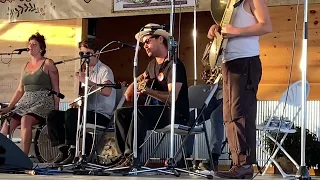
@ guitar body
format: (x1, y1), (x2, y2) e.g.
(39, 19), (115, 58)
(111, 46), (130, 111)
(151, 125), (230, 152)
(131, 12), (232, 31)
(137, 79), (156, 106)
(208, 0), (242, 69)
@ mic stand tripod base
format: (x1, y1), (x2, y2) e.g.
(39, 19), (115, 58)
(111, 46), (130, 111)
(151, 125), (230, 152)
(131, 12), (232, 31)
(296, 166), (311, 180)
(57, 67), (115, 176)
(122, 157), (177, 176)
(58, 155), (111, 176)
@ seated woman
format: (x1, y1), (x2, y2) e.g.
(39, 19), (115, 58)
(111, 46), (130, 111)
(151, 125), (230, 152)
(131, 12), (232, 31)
(0, 32), (60, 155)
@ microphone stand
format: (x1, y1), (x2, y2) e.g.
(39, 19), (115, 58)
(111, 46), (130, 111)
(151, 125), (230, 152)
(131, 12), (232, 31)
(158, 1), (209, 178)
(60, 84), (121, 175)
(54, 48), (121, 65)
(0, 51), (26, 64)
(114, 26), (177, 176)
(296, 0), (311, 180)
(124, 0), (208, 178)
(56, 42), (125, 175)
(102, 31), (145, 175)
(0, 52), (22, 55)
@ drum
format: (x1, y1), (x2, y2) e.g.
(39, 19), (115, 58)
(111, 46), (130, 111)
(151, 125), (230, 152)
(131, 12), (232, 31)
(34, 125), (59, 163)
(34, 124), (121, 164)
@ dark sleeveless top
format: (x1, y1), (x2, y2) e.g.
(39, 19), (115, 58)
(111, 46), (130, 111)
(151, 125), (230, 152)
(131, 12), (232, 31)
(22, 59), (52, 92)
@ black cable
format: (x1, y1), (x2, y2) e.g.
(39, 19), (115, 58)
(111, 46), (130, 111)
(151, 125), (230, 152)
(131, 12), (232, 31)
(138, 95), (170, 149)
(0, 51), (13, 64)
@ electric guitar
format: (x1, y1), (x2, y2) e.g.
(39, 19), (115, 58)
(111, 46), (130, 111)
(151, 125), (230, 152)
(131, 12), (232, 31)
(201, 0), (243, 84)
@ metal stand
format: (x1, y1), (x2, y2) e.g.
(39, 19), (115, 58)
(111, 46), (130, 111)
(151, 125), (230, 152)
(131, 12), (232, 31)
(6, 117), (12, 140)
(0, 52), (21, 55)
(60, 83), (120, 175)
(122, 1), (212, 179)
(123, 27), (180, 176)
(296, 0), (311, 179)
(117, 1), (181, 176)
(54, 41), (125, 175)
(0, 104), (12, 139)
(162, 0), (212, 179)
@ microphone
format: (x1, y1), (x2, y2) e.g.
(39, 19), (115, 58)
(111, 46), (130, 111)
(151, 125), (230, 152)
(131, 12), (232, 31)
(96, 83), (122, 89)
(47, 89), (65, 99)
(117, 41), (140, 50)
(13, 48), (29, 54)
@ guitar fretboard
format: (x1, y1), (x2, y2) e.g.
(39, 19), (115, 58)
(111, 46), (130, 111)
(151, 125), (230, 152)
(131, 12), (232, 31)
(221, 0), (238, 27)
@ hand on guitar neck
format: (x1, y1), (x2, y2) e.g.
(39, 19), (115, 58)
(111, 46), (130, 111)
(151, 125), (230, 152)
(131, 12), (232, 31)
(207, 24), (222, 40)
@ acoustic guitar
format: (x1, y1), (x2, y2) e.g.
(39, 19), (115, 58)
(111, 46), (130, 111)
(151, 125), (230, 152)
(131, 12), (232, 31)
(137, 78), (156, 106)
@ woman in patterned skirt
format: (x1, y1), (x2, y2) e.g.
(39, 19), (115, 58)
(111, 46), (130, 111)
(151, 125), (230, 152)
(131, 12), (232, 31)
(0, 32), (60, 155)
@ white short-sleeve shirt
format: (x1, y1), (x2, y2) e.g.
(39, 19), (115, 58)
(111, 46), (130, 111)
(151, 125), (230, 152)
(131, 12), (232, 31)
(85, 60), (116, 119)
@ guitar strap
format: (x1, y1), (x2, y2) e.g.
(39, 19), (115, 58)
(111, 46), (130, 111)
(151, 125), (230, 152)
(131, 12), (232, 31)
(233, 0), (244, 8)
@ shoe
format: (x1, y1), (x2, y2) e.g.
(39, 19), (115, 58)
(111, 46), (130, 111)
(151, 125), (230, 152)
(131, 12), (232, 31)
(53, 145), (69, 164)
(198, 161), (218, 172)
(103, 155), (126, 168)
(198, 153), (219, 172)
(215, 165), (254, 179)
(59, 148), (75, 165)
(114, 154), (132, 168)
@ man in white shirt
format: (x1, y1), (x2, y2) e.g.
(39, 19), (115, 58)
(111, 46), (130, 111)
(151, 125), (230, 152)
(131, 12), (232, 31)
(46, 39), (116, 165)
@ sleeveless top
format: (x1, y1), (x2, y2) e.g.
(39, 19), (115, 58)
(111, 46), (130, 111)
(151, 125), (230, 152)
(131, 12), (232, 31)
(223, 0), (260, 61)
(22, 59), (52, 92)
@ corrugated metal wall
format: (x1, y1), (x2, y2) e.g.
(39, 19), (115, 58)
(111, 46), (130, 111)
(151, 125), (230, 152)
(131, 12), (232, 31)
(58, 101), (320, 165)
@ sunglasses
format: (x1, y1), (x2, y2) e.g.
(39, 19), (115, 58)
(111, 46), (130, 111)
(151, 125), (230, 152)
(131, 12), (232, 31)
(79, 51), (92, 56)
(141, 35), (160, 46)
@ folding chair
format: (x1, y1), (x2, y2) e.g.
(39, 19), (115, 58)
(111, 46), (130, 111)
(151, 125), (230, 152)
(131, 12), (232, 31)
(144, 82), (219, 175)
(256, 80), (310, 178)
(85, 85), (127, 162)
(86, 86), (127, 132)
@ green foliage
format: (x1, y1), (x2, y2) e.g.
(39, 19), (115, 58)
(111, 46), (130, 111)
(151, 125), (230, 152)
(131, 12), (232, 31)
(267, 127), (320, 168)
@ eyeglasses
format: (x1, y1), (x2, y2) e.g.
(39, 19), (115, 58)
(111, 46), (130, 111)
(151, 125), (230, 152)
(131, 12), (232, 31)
(142, 37), (155, 45)
(141, 35), (160, 46)
(79, 51), (92, 57)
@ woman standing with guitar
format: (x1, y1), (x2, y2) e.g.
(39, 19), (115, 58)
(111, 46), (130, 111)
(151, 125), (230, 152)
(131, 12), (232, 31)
(208, 0), (272, 179)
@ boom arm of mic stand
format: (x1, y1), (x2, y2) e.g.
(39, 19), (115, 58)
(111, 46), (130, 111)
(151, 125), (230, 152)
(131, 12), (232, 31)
(0, 52), (22, 55)
(69, 84), (119, 105)
(54, 47), (122, 65)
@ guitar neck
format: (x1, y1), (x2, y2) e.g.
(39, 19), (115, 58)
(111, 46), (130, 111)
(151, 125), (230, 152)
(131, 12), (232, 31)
(220, 0), (239, 27)
(219, 0), (241, 59)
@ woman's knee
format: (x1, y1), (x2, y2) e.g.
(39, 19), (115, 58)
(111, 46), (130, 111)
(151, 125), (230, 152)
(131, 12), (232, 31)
(20, 115), (38, 129)
(3, 118), (21, 130)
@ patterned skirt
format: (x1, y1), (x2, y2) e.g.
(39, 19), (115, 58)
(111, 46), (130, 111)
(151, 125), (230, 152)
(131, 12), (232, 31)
(12, 90), (55, 121)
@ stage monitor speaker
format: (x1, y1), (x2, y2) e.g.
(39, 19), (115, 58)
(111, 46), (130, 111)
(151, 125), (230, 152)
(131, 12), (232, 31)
(0, 133), (33, 170)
